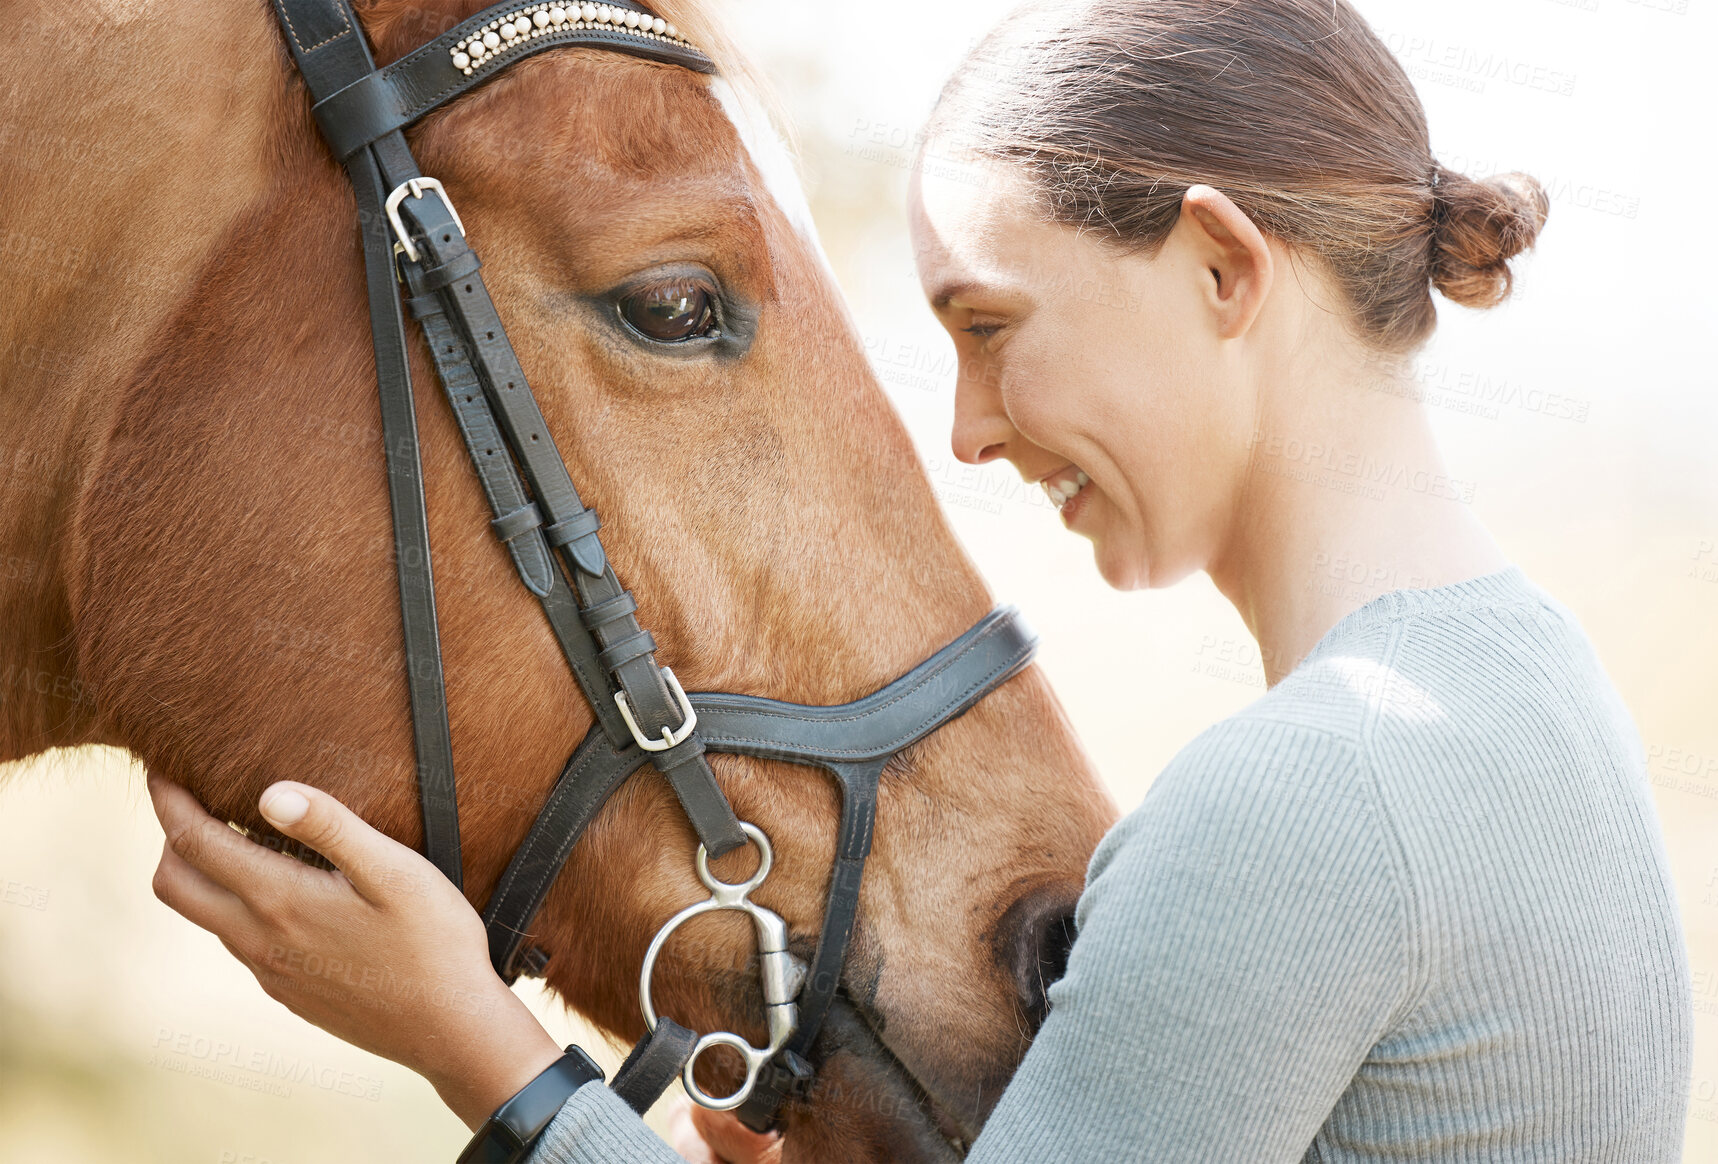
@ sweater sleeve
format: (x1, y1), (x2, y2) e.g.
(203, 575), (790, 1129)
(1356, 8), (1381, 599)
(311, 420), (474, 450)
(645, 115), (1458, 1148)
(524, 1080), (684, 1164)
(964, 717), (1417, 1164)
(524, 717), (1416, 1164)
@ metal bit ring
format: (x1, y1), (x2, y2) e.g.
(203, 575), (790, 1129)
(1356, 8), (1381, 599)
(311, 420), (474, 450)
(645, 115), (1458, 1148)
(639, 822), (806, 1111)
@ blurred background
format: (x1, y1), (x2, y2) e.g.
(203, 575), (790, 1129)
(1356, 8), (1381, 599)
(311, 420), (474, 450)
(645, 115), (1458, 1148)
(3, 0), (1714, 1160)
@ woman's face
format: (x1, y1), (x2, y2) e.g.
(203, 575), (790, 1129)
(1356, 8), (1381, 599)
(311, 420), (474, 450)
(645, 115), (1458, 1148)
(908, 160), (1261, 591)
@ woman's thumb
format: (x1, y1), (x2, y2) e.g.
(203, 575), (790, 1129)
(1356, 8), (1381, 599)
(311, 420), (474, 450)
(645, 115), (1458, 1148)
(258, 781), (379, 888)
(260, 782), (313, 828)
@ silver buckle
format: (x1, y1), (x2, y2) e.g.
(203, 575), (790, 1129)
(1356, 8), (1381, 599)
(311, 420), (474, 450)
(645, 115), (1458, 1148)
(614, 666), (698, 752)
(639, 823), (806, 1111)
(385, 177), (465, 264)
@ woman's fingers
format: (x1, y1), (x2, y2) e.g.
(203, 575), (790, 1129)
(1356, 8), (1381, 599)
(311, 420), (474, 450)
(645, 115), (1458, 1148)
(688, 1103), (783, 1164)
(147, 773), (326, 906)
(257, 780), (436, 905)
(151, 836), (261, 948)
(668, 1097), (719, 1163)
(143, 771), (534, 1111)
(146, 773), (420, 913)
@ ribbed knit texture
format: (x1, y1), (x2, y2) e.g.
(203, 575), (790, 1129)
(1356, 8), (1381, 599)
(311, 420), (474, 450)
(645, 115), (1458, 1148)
(529, 566), (1693, 1163)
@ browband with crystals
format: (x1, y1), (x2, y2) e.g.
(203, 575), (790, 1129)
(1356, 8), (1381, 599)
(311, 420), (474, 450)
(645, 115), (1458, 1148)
(308, 0), (712, 161)
(451, 2), (689, 75)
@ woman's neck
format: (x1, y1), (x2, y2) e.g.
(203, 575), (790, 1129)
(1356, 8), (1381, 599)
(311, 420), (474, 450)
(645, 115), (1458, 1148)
(1207, 342), (1508, 686)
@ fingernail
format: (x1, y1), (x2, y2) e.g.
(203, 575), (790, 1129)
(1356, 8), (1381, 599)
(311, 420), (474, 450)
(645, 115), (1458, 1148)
(260, 786), (310, 827)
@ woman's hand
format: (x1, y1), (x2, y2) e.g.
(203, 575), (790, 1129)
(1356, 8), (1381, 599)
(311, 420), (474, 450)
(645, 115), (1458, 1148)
(667, 1097), (782, 1164)
(146, 774), (561, 1129)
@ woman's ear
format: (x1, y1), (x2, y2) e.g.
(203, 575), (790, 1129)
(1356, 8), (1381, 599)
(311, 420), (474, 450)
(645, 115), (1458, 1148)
(1178, 184), (1275, 340)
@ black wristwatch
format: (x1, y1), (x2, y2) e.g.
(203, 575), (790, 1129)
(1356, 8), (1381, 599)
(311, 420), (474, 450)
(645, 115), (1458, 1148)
(457, 1045), (606, 1164)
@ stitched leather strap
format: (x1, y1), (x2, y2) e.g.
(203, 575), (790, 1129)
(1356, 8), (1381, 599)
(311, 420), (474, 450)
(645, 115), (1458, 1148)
(411, 293), (558, 598)
(482, 606), (1039, 1129)
(483, 729), (652, 977)
(401, 261), (636, 743)
(391, 189), (743, 858)
(610, 1018), (698, 1115)
(481, 608), (1036, 979)
(732, 757), (880, 1131)
(275, 0), (742, 862)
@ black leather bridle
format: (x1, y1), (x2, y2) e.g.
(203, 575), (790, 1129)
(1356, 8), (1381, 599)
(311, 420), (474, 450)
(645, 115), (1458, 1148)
(268, 0), (1038, 1129)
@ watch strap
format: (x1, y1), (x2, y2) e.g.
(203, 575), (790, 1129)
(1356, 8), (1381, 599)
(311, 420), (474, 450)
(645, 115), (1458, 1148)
(457, 1045), (605, 1164)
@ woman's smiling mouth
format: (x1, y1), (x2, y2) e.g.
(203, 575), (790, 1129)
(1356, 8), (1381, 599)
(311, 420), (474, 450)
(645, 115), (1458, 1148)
(1039, 465), (1093, 525)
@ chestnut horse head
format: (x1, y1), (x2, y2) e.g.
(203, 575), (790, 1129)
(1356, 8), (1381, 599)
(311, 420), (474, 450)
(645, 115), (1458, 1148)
(0, 0), (1115, 1157)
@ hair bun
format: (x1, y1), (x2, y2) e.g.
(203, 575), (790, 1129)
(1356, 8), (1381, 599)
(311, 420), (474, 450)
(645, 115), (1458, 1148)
(1429, 165), (1550, 309)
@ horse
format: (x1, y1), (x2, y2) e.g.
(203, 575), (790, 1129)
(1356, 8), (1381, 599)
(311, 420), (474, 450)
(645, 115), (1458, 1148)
(0, 0), (1117, 1158)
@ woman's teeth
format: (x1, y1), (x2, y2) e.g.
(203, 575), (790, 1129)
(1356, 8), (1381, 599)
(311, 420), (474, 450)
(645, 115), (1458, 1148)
(1043, 470), (1091, 510)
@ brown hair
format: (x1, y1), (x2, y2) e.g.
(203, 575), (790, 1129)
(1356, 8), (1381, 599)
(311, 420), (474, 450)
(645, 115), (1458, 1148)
(930, 0), (1549, 352)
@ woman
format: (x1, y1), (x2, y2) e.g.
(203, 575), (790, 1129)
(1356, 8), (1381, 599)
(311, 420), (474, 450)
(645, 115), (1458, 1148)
(148, 0), (1693, 1160)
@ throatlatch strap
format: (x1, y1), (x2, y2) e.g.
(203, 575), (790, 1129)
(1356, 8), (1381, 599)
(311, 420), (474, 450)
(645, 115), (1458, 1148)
(269, 0), (465, 889)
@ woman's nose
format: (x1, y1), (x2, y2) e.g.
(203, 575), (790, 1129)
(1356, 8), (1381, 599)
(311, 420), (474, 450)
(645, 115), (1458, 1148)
(951, 363), (1013, 465)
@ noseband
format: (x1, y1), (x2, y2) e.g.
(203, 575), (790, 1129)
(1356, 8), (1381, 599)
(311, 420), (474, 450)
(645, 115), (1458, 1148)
(268, 0), (1038, 1130)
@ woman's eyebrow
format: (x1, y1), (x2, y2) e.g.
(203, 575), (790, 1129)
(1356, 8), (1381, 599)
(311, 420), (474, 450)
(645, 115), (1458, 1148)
(928, 279), (980, 310)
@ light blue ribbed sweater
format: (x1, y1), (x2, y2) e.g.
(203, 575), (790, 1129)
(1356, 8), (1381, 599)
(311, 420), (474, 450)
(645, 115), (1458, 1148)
(529, 566), (1692, 1162)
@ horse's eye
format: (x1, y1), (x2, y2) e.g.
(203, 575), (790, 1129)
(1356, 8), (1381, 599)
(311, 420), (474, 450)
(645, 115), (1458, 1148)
(619, 280), (716, 342)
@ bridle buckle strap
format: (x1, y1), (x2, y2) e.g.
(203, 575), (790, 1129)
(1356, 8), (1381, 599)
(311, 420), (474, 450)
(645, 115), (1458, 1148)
(386, 176), (464, 263)
(615, 665), (698, 751)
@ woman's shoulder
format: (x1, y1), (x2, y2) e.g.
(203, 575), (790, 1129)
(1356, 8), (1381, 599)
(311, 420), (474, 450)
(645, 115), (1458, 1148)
(1082, 709), (1411, 965)
(1090, 567), (1632, 914)
(1091, 710), (1386, 894)
(1270, 565), (1642, 770)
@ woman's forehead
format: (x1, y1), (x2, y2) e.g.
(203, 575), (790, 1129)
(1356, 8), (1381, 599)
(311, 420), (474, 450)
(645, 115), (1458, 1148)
(911, 161), (1093, 307)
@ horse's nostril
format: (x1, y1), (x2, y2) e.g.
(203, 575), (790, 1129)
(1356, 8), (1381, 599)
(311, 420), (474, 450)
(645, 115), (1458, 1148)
(995, 888), (1081, 1037)
(1024, 908), (1077, 1031)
